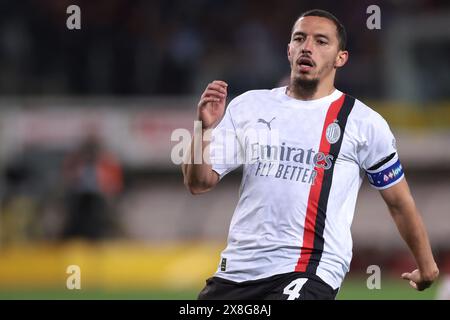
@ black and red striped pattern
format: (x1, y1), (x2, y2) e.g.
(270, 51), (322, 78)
(295, 94), (355, 273)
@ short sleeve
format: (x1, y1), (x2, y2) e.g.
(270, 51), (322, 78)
(358, 114), (404, 190)
(209, 101), (244, 180)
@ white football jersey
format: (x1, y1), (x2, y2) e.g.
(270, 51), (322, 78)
(209, 86), (404, 289)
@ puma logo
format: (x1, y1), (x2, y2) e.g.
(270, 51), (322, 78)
(257, 117), (276, 130)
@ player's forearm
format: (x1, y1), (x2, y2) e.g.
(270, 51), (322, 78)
(388, 199), (438, 279)
(182, 129), (216, 194)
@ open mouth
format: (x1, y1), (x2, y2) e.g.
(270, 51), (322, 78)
(297, 57), (315, 72)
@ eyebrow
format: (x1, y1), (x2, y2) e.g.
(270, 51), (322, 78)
(292, 31), (330, 39)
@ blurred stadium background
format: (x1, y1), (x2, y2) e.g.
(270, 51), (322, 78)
(0, 0), (449, 299)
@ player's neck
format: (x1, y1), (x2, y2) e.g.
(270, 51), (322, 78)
(287, 78), (336, 101)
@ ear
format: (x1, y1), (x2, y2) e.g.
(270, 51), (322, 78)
(335, 50), (349, 68)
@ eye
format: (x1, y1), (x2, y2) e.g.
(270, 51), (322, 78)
(317, 39), (328, 45)
(293, 36), (304, 42)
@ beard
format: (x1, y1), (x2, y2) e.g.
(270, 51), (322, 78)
(293, 76), (319, 91)
(290, 75), (319, 97)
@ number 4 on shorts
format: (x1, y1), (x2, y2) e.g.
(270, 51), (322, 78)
(283, 278), (308, 300)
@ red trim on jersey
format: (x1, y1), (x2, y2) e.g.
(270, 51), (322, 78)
(295, 93), (346, 272)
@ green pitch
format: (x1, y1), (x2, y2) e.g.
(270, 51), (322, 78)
(337, 277), (438, 300)
(0, 277), (438, 300)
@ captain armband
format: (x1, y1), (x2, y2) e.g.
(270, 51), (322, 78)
(366, 158), (404, 189)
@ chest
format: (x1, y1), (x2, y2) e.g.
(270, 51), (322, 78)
(236, 105), (358, 166)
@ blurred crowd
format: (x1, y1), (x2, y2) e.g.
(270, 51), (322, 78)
(0, 0), (448, 99)
(0, 134), (124, 244)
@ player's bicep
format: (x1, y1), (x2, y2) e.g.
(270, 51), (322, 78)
(379, 178), (412, 209)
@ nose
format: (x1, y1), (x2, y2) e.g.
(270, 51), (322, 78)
(301, 36), (313, 54)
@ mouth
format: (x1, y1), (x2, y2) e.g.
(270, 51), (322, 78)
(296, 56), (315, 72)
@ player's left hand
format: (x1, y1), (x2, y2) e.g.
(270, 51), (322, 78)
(401, 266), (439, 291)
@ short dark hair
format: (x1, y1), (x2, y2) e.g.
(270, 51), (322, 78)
(293, 9), (347, 51)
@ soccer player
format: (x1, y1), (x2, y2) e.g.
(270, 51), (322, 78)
(182, 9), (439, 300)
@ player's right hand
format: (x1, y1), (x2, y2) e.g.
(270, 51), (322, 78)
(197, 80), (228, 129)
(401, 265), (439, 291)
